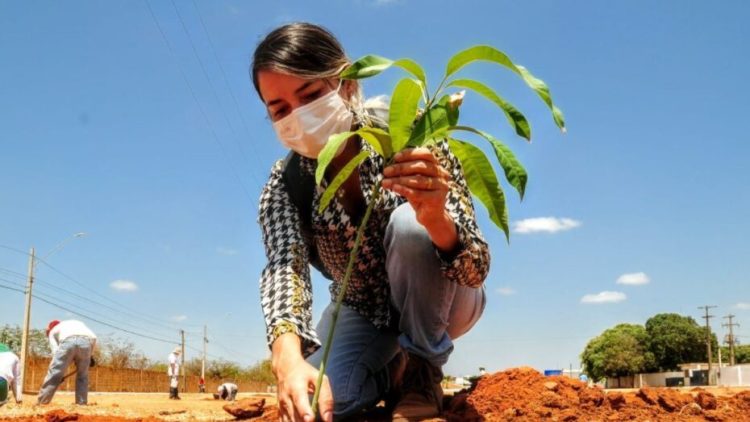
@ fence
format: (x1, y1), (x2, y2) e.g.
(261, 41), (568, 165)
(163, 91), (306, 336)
(719, 365), (750, 386)
(25, 359), (271, 393)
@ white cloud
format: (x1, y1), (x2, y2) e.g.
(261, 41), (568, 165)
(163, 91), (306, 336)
(217, 247), (239, 256)
(110, 279), (138, 292)
(171, 315), (188, 322)
(616, 272), (650, 286)
(580, 291), (627, 304)
(496, 287), (516, 296)
(513, 217), (581, 234)
(734, 303), (750, 310)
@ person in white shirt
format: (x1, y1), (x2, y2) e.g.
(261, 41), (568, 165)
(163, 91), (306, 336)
(37, 320), (97, 405)
(0, 343), (22, 407)
(216, 382), (238, 401)
(167, 347), (181, 400)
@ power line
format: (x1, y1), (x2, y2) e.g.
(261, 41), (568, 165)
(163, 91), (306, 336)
(32, 278), (186, 333)
(0, 267), (27, 281)
(2, 279), (177, 345)
(143, 0), (257, 208)
(31, 287), (178, 341)
(0, 283), (25, 295)
(0, 275), (26, 289)
(33, 256), (200, 331)
(3, 250), (198, 334)
(189, 0), (266, 167)
(171, 0), (264, 190)
(32, 294), (178, 345)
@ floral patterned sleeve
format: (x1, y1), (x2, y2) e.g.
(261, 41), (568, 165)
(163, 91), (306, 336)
(430, 140), (491, 288)
(258, 160), (320, 357)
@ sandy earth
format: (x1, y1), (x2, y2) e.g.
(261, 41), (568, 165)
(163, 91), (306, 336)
(1, 377), (749, 421)
(0, 392), (276, 421)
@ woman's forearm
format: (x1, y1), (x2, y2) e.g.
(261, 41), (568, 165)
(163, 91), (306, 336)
(272, 333), (304, 377)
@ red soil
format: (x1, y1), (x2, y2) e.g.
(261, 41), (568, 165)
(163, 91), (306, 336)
(0, 409), (163, 422)
(444, 367), (750, 421)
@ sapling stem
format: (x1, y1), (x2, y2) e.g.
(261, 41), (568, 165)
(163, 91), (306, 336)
(311, 183), (383, 415)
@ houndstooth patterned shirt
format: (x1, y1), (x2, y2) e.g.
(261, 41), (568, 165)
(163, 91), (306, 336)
(258, 140), (490, 356)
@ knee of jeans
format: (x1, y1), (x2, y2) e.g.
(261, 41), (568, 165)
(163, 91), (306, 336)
(385, 204), (434, 260)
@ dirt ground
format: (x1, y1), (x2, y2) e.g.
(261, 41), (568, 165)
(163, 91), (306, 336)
(2, 369), (750, 421)
(0, 392), (276, 421)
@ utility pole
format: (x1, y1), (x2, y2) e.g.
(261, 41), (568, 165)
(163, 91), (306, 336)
(19, 247), (36, 393)
(698, 305), (717, 385)
(180, 329), (186, 392)
(202, 325), (208, 391)
(722, 314), (740, 366)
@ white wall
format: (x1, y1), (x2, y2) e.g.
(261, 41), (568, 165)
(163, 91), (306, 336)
(635, 371), (685, 387)
(719, 365), (750, 386)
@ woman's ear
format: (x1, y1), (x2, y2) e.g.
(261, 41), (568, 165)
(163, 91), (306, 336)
(342, 79), (359, 102)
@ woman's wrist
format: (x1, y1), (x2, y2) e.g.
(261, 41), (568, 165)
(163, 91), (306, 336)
(271, 333), (304, 377)
(423, 211), (460, 254)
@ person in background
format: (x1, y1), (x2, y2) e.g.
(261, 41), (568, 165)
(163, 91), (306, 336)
(37, 320), (97, 405)
(215, 382), (238, 401)
(198, 376), (206, 393)
(0, 343), (22, 407)
(167, 347), (181, 400)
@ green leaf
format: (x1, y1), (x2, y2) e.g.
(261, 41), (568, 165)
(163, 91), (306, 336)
(445, 45), (565, 132)
(389, 78), (423, 152)
(516, 65), (566, 131)
(447, 78), (531, 141)
(317, 150), (370, 213)
(315, 131), (356, 185)
(392, 58), (427, 89)
(450, 126), (528, 200)
(357, 127), (393, 158)
(406, 95), (460, 148)
(340, 55), (393, 79)
(448, 138), (509, 240)
(341, 56), (427, 89)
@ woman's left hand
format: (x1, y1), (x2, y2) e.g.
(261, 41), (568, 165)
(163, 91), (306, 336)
(381, 147), (459, 252)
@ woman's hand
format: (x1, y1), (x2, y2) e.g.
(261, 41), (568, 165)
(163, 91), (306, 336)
(381, 147), (459, 253)
(272, 334), (333, 422)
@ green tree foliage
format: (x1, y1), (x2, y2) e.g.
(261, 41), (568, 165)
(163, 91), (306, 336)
(246, 359), (275, 384)
(98, 336), (149, 369)
(206, 358), (243, 381)
(720, 344), (750, 364)
(0, 325), (51, 358)
(580, 324), (655, 382)
(645, 313), (718, 370)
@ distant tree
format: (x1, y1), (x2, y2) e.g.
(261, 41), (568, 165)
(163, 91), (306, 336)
(581, 323), (655, 382)
(0, 325), (51, 358)
(97, 336), (150, 369)
(183, 357), (204, 377)
(148, 361), (168, 373)
(720, 344), (750, 364)
(645, 313), (718, 370)
(207, 359), (242, 381)
(246, 359), (274, 384)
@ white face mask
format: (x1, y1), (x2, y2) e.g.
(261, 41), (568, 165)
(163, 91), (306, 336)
(272, 86), (354, 159)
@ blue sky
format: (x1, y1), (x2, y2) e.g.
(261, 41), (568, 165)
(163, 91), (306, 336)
(1, 0), (749, 376)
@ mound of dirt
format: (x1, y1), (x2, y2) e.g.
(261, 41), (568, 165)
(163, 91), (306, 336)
(222, 398), (266, 419)
(444, 367), (750, 421)
(0, 409), (164, 422)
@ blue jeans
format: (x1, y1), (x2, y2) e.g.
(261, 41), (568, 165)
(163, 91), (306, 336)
(38, 336), (93, 405)
(307, 203), (486, 417)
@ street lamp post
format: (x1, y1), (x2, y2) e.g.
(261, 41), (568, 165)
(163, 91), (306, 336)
(18, 232), (87, 394)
